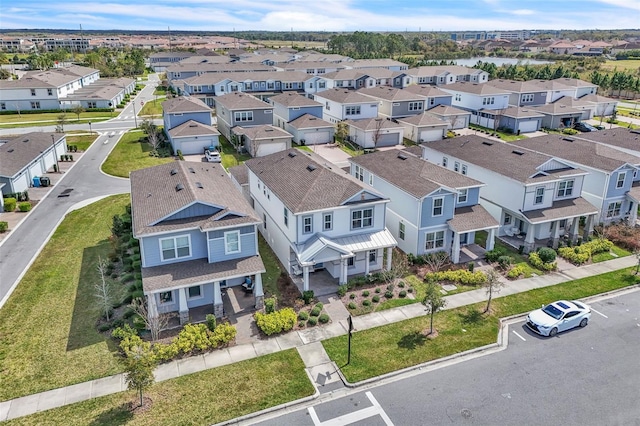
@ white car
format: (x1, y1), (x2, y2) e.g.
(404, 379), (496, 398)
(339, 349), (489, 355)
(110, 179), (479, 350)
(526, 300), (591, 337)
(205, 149), (221, 163)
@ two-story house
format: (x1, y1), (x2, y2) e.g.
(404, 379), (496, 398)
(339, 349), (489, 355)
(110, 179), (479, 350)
(424, 104), (472, 129)
(161, 96), (218, 154)
(484, 79), (548, 107)
(244, 149), (397, 292)
(130, 161), (266, 324)
(313, 89), (379, 124)
(512, 135), (640, 225)
(269, 92), (334, 145)
(344, 117), (404, 148)
(214, 92), (273, 140)
(439, 82), (511, 128)
(420, 135), (599, 252)
(350, 149), (498, 263)
(357, 87), (427, 119)
(402, 85), (453, 109)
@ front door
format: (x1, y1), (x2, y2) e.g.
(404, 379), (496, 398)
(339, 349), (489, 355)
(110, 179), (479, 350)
(460, 233), (468, 245)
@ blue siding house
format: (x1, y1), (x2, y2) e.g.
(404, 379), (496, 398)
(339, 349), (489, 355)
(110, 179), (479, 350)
(130, 161), (265, 325)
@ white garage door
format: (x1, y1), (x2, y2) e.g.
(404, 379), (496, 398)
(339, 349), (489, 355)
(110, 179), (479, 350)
(28, 161), (44, 183)
(303, 131), (331, 145)
(179, 139), (217, 155)
(43, 149), (56, 171)
(518, 120), (539, 134)
(257, 141), (287, 157)
(377, 133), (400, 147)
(12, 173), (30, 193)
(419, 128), (445, 142)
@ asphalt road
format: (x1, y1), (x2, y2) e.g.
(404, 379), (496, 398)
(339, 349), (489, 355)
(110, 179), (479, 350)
(0, 75), (160, 307)
(254, 290), (640, 426)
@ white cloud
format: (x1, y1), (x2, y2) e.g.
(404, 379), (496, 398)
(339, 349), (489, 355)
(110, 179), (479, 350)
(509, 9), (536, 16)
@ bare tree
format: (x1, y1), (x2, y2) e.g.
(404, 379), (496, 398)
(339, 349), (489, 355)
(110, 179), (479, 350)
(56, 113), (68, 133)
(381, 248), (409, 285)
(147, 128), (161, 154)
(130, 297), (172, 341)
(371, 118), (385, 149)
(634, 248), (640, 275)
(94, 256), (117, 322)
(71, 104), (85, 121)
(424, 251), (451, 272)
(491, 107), (506, 136)
(483, 269), (504, 313)
(422, 278), (446, 336)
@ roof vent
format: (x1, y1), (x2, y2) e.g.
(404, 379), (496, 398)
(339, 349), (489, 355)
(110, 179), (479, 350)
(288, 151), (297, 158)
(397, 153), (408, 160)
(189, 123), (197, 127)
(7, 148), (14, 153)
(188, 167), (196, 173)
(196, 182), (203, 189)
(170, 168), (178, 176)
(562, 137), (574, 142)
(22, 139), (29, 143)
(306, 164), (317, 172)
(175, 183), (184, 191)
(482, 141), (493, 146)
(512, 150), (524, 156)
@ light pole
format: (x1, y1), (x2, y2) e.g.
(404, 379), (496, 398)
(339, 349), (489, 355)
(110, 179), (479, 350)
(132, 97), (138, 128)
(88, 121), (92, 135)
(52, 134), (59, 173)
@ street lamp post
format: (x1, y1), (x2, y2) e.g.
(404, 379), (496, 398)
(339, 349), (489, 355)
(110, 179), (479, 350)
(52, 134), (59, 173)
(88, 121), (92, 135)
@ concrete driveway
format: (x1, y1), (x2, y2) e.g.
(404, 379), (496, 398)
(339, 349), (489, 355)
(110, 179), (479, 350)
(307, 143), (351, 168)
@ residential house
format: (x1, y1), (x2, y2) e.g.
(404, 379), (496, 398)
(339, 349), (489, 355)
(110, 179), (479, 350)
(424, 104), (471, 129)
(578, 94), (617, 117)
(148, 52), (198, 72)
(244, 149), (397, 292)
(406, 66), (489, 86)
(553, 96), (597, 121)
(439, 82), (511, 122)
(527, 79), (578, 104)
(0, 132), (67, 195)
(167, 120), (220, 155)
(349, 149), (498, 263)
(130, 161), (266, 324)
(512, 135), (640, 225)
(495, 106), (545, 134)
(528, 103), (583, 129)
(165, 63), (275, 82)
(396, 113), (448, 143)
(575, 128), (640, 157)
(402, 85), (453, 109)
(313, 89), (379, 123)
(287, 114), (335, 145)
(232, 125), (292, 157)
(357, 87), (427, 119)
(344, 118), (405, 148)
(213, 92), (273, 140)
(273, 61), (347, 75)
(420, 135), (599, 252)
(347, 59), (409, 71)
(269, 92), (323, 128)
(484, 79), (548, 107)
(162, 96), (213, 130)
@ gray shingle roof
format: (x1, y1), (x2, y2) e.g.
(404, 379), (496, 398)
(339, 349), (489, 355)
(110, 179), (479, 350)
(425, 104), (470, 117)
(522, 198), (598, 223)
(402, 85), (452, 98)
(500, 106), (545, 119)
(0, 132), (64, 177)
(357, 86), (425, 102)
(288, 114), (334, 130)
(245, 148), (386, 213)
(162, 96), (212, 114)
(269, 92), (321, 108)
(528, 103), (582, 115)
(397, 113), (448, 127)
(130, 161), (260, 237)
(213, 92), (272, 110)
(440, 82), (511, 96)
(350, 149), (483, 199)
(448, 205), (499, 233)
(485, 79), (548, 93)
(574, 128), (640, 154)
(314, 88), (375, 104)
(228, 164), (249, 186)
(344, 118), (403, 132)
(233, 125), (291, 140)
(168, 120), (220, 138)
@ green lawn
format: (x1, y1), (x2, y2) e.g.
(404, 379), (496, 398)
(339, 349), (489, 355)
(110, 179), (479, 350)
(292, 142), (313, 152)
(138, 99), (163, 117)
(323, 267), (640, 383)
(602, 59), (640, 72)
(475, 231), (544, 278)
(153, 86), (167, 95)
(65, 134), (98, 152)
(219, 135), (251, 170)
(336, 139), (362, 157)
(468, 124), (527, 142)
(0, 195), (130, 401)
(0, 111), (113, 126)
(102, 129), (174, 178)
(592, 245), (632, 263)
(6, 350), (314, 426)
(258, 234), (285, 297)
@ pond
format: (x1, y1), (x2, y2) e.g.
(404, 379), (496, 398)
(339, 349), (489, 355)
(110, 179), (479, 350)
(453, 57), (554, 67)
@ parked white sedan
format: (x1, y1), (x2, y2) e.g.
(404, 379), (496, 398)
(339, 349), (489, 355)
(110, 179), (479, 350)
(526, 300), (591, 337)
(205, 149), (221, 163)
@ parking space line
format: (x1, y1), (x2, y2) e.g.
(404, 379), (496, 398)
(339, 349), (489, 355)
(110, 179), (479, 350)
(306, 391), (394, 426)
(512, 330), (526, 341)
(366, 392), (394, 426)
(591, 308), (608, 318)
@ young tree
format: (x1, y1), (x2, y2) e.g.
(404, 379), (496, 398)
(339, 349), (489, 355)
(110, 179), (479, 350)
(335, 121), (349, 143)
(371, 118), (385, 149)
(422, 278), (446, 336)
(94, 256), (117, 321)
(56, 113), (68, 133)
(381, 248), (409, 285)
(483, 269), (504, 314)
(423, 251), (450, 272)
(121, 340), (157, 407)
(71, 104), (85, 121)
(130, 297), (172, 342)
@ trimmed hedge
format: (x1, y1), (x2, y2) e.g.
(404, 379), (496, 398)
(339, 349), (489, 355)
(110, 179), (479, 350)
(558, 238), (613, 265)
(0, 221), (8, 233)
(424, 269), (487, 285)
(3, 198), (16, 212)
(255, 308), (297, 336)
(507, 265), (526, 278)
(18, 202), (32, 212)
(528, 252), (557, 271)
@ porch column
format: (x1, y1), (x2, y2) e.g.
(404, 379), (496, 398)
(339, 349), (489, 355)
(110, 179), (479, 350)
(486, 228), (496, 251)
(339, 258), (347, 285)
(629, 201), (638, 226)
(213, 281), (224, 318)
(523, 224), (536, 253)
(451, 232), (461, 264)
(583, 214), (595, 241)
(303, 265), (311, 291)
(569, 217), (580, 244)
(386, 247), (393, 271)
(147, 293), (158, 319)
(178, 287), (189, 325)
(253, 274), (264, 310)
(551, 220), (561, 249)
(364, 251), (371, 276)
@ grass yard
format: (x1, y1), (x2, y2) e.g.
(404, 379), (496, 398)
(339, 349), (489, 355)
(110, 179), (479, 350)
(0, 195), (130, 401)
(468, 124), (527, 142)
(0, 111), (113, 127)
(6, 350), (314, 426)
(591, 245), (632, 263)
(138, 99), (163, 117)
(324, 267), (640, 383)
(292, 142), (313, 152)
(258, 233), (285, 297)
(336, 139), (362, 157)
(475, 231), (544, 278)
(219, 135), (251, 170)
(601, 59), (640, 72)
(65, 134), (98, 152)
(102, 129), (174, 178)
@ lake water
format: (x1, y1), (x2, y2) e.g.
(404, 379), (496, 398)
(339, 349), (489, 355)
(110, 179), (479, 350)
(453, 57), (553, 67)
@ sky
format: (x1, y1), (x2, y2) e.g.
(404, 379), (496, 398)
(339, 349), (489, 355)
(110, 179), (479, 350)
(1, 0), (639, 32)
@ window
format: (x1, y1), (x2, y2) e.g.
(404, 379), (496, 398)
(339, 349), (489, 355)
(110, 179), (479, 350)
(224, 230), (241, 254)
(30, 101), (41, 109)
(454, 162), (460, 172)
(606, 201), (622, 218)
(534, 187), (544, 204)
(482, 97), (495, 105)
(455, 94), (461, 102)
(408, 101), (423, 111)
(442, 157), (448, 167)
(303, 216), (313, 234)
(284, 208), (289, 227)
(616, 172), (626, 189)
(31, 89), (36, 96)
(521, 93), (534, 103)
(319, 81), (326, 88)
(283, 82), (294, 90)
(345, 105), (361, 115)
(461, 164), (467, 175)
(263, 213), (267, 230)
(323, 213), (333, 231)
(47, 88), (53, 96)
(556, 180), (574, 197)
(159, 291), (173, 304)
(0, 103), (5, 110)
(432, 197), (444, 216)
(430, 98), (435, 105)
(425, 231), (445, 250)
(87, 102), (96, 108)
(187, 285), (202, 300)
(368, 249), (377, 263)
(234, 111), (253, 122)
(399, 222), (405, 240)
(160, 235), (190, 261)
(352, 208), (373, 229)
(504, 213), (512, 225)
(368, 174), (374, 185)
(347, 257), (355, 267)
(458, 189), (468, 203)
(354, 164), (364, 181)
(244, 82), (252, 90)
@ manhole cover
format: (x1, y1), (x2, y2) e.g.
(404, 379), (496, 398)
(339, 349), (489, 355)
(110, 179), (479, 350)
(461, 409), (472, 419)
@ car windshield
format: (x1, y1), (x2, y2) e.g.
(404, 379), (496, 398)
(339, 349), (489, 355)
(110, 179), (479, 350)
(542, 304), (563, 320)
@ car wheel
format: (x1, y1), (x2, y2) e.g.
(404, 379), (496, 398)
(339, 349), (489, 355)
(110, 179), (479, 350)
(580, 318), (588, 327)
(549, 327), (558, 337)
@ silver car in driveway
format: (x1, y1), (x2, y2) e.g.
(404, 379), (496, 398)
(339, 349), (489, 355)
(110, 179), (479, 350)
(526, 300), (591, 337)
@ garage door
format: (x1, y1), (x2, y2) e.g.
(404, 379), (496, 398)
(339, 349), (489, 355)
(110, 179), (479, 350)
(518, 120), (539, 134)
(28, 161), (44, 183)
(376, 133), (400, 147)
(419, 128), (445, 142)
(303, 131), (331, 145)
(179, 139), (216, 155)
(12, 173), (29, 193)
(257, 141), (287, 157)
(43, 149), (56, 171)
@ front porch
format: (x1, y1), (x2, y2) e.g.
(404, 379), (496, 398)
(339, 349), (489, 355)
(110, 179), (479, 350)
(291, 269), (341, 297)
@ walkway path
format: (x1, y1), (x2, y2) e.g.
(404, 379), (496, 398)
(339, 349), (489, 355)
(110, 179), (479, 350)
(1, 255), (637, 421)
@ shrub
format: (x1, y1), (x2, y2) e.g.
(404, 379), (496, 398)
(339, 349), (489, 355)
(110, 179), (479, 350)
(424, 270), (487, 285)
(562, 128), (579, 135)
(307, 316), (318, 326)
(210, 323), (236, 347)
(362, 299), (371, 306)
(507, 265), (526, 279)
(174, 323), (212, 354)
(398, 281), (405, 288)
(387, 283), (395, 291)
(121, 273), (134, 283)
(528, 251), (558, 270)
(264, 296), (277, 314)
(485, 247), (506, 263)
(124, 264), (134, 273)
(3, 198), (16, 212)
(310, 306), (322, 317)
(131, 289), (144, 300)
(132, 260), (141, 270)
(537, 247), (557, 263)
(255, 308), (297, 335)
(0, 222), (8, 233)
(372, 295), (380, 303)
(298, 321), (306, 328)
(399, 290), (407, 298)
(315, 302), (323, 310)
(112, 324), (138, 340)
(375, 287), (381, 293)
(205, 314), (217, 332)
(497, 255), (512, 269)
(154, 342), (179, 362)
(408, 287), (414, 293)
(18, 202), (31, 212)
(385, 291), (393, 298)
(318, 313), (330, 324)
(298, 311), (309, 321)
(337, 284), (348, 297)
(348, 302), (357, 310)
(349, 293), (356, 299)
(98, 323), (112, 332)
(123, 308), (136, 319)
(362, 290), (370, 297)
(467, 262), (475, 272)
(302, 290), (314, 305)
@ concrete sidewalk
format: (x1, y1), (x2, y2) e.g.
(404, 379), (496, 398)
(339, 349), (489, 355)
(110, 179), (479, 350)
(1, 255), (638, 421)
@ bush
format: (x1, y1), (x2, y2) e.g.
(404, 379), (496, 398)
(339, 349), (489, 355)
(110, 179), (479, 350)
(123, 308), (136, 319)
(318, 313), (330, 324)
(132, 260), (141, 270)
(255, 308), (297, 335)
(362, 290), (370, 297)
(307, 316), (318, 326)
(112, 324), (138, 340)
(398, 281), (405, 288)
(507, 265), (526, 279)
(349, 293), (356, 299)
(298, 311), (309, 321)
(298, 321), (306, 328)
(302, 290), (314, 305)
(387, 283), (395, 291)
(537, 247), (557, 263)
(174, 323), (212, 354)
(3, 198), (16, 212)
(264, 297), (277, 314)
(121, 273), (134, 283)
(562, 128), (579, 135)
(372, 295), (380, 303)
(348, 302), (357, 310)
(528, 251), (558, 270)
(485, 248), (506, 262)
(424, 270), (487, 285)
(154, 342), (180, 362)
(362, 299), (371, 306)
(497, 255), (512, 269)
(375, 287), (381, 293)
(98, 323), (112, 332)
(408, 287), (414, 293)
(337, 284), (348, 297)
(0, 221), (8, 233)
(467, 262), (475, 272)
(205, 314), (217, 332)
(18, 201), (31, 212)
(315, 302), (323, 310)
(210, 322), (236, 347)
(310, 306), (322, 317)
(399, 290), (407, 298)
(556, 238), (614, 265)
(385, 291), (394, 298)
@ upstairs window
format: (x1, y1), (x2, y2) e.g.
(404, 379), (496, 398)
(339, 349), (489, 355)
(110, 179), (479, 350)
(399, 222), (405, 240)
(616, 172), (626, 189)
(556, 180), (574, 198)
(408, 101), (423, 111)
(31, 89), (36, 96)
(160, 235), (190, 261)
(354, 164), (364, 182)
(442, 157), (448, 167)
(234, 111), (253, 122)
(284, 208), (289, 227)
(534, 187), (544, 204)
(458, 189), (468, 204)
(303, 216), (313, 234)
(224, 231), (241, 254)
(323, 213), (333, 231)
(352, 208), (373, 229)
(432, 197), (444, 216)
(345, 105), (361, 115)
